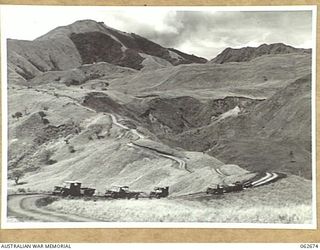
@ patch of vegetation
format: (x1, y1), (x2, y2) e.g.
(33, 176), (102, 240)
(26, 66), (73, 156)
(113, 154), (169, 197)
(42, 118), (50, 125)
(17, 188), (26, 193)
(65, 79), (80, 86)
(38, 111), (47, 118)
(8, 169), (25, 185)
(12, 111), (23, 119)
(41, 150), (57, 165)
(36, 196), (59, 207)
(68, 145), (76, 153)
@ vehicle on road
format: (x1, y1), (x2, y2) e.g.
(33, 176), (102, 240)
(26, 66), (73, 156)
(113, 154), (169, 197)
(105, 185), (140, 199)
(53, 181), (96, 197)
(206, 184), (224, 195)
(224, 181), (243, 193)
(149, 186), (169, 199)
(206, 182), (243, 195)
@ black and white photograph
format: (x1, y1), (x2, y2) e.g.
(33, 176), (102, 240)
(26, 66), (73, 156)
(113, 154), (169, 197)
(1, 5), (316, 228)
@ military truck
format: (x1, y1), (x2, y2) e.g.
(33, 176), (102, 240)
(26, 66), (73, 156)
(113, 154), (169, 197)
(149, 186), (169, 199)
(224, 181), (243, 193)
(53, 181), (95, 197)
(105, 185), (140, 199)
(206, 184), (224, 195)
(206, 182), (243, 195)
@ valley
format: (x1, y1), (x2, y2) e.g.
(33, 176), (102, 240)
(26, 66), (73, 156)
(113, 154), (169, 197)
(6, 19), (313, 224)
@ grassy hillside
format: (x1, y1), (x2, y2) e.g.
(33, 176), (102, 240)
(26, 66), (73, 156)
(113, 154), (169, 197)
(167, 74), (312, 178)
(8, 83), (256, 196)
(109, 53), (311, 99)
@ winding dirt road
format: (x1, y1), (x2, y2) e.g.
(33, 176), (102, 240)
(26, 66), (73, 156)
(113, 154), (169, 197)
(251, 172), (279, 187)
(7, 194), (101, 222)
(127, 142), (191, 173)
(110, 113), (145, 139)
(215, 168), (226, 176)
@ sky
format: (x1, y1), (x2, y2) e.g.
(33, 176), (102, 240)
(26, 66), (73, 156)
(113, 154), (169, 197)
(1, 6), (314, 59)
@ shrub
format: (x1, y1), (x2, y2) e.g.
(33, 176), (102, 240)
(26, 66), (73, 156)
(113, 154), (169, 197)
(41, 150), (57, 165)
(68, 145), (76, 153)
(12, 111), (23, 119)
(38, 111), (47, 118)
(17, 188), (26, 193)
(47, 159), (57, 165)
(42, 118), (50, 125)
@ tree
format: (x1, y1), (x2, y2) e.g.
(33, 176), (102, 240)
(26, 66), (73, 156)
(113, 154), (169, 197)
(12, 111), (23, 119)
(42, 118), (50, 125)
(8, 169), (24, 185)
(289, 150), (296, 162)
(38, 111), (47, 118)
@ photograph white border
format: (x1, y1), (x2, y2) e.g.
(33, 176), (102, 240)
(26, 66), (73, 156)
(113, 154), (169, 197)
(0, 5), (317, 229)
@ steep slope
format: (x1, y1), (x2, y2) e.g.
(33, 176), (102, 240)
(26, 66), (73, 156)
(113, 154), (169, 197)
(210, 43), (311, 64)
(128, 96), (262, 136)
(8, 19), (207, 83)
(7, 37), (81, 83)
(167, 74), (312, 178)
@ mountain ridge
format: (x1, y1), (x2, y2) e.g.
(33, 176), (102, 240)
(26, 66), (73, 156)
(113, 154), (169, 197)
(210, 43), (311, 64)
(7, 19), (207, 84)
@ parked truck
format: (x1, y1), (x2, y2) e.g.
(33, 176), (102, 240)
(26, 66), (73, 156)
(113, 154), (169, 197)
(149, 186), (169, 199)
(53, 181), (95, 197)
(206, 182), (243, 195)
(206, 184), (224, 195)
(105, 185), (140, 199)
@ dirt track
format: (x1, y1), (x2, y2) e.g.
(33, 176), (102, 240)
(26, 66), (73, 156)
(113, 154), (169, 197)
(7, 194), (100, 222)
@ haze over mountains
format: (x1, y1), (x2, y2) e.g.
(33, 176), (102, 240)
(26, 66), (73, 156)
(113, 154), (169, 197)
(7, 19), (312, 195)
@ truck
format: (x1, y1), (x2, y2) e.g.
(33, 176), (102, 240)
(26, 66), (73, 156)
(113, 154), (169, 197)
(105, 185), (140, 199)
(149, 186), (169, 199)
(53, 181), (96, 197)
(206, 184), (224, 195)
(206, 182), (243, 195)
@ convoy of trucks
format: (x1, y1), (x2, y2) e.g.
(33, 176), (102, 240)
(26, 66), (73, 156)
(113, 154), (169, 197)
(52, 172), (285, 200)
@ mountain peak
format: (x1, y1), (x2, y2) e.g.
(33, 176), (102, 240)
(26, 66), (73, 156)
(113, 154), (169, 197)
(8, 19), (207, 81)
(210, 43), (311, 64)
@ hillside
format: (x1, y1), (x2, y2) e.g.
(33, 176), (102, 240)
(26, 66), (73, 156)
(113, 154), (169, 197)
(8, 84), (256, 196)
(6, 19), (313, 224)
(8, 19), (207, 84)
(166, 74), (312, 178)
(109, 52), (311, 99)
(210, 43), (311, 64)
